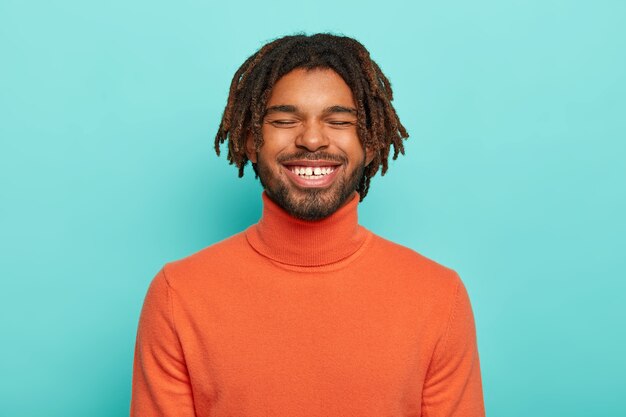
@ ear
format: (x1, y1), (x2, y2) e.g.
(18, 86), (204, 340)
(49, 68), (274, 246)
(365, 146), (375, 167)
(245, 132), (257, 163)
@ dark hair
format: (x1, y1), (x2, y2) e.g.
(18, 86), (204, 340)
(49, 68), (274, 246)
(214, 33), (409, 200)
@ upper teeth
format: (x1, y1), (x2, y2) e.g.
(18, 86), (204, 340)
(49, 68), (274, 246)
(290, 166), (335, 177)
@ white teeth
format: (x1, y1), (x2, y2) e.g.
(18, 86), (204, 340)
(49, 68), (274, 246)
(289, 166), (336, 178)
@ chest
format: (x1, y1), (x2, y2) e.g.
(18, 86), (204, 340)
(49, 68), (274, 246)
(178, 276), (436, 416)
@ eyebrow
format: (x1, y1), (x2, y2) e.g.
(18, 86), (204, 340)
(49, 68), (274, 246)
(264, 105), (298, 115)
(323, 105), (357, 115)
(264, 105), (357, 116)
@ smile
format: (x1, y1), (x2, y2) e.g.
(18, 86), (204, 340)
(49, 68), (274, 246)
(281, 161), (342, 188)
(289, 166), (335, 179)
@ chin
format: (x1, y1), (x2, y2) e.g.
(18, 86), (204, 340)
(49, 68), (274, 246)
(269, 185), (351, 221)
(257, 159), (365, 221)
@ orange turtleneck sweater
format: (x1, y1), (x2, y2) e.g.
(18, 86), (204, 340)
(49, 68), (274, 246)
(131, 192), (485, 417)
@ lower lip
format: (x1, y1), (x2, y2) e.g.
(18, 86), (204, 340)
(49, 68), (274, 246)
(282, 165), (341, 188)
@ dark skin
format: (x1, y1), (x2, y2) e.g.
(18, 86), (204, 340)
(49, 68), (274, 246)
(215, 34), (409, 201)
(246, 68), (374, 220)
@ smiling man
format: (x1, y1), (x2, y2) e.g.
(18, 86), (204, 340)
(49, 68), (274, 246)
(131, 33), (485, 417)
(250, 68), (373, 221)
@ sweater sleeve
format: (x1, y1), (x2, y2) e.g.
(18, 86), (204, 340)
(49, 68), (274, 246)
(422, 274), (486, 417)
(130, 268), (196, 417)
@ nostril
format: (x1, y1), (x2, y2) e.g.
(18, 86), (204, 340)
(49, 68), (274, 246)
(296, 134), (330, 151)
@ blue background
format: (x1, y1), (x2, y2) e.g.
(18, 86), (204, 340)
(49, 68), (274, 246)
(1, 1), (625, 416)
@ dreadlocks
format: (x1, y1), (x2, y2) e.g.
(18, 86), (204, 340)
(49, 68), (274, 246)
(214, 33), (409, 200)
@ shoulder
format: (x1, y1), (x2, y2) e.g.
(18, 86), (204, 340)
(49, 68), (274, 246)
(366, 231), (463, 293)
(159, 230), (253, 291)
(361, 231), (471, 333)
(368, 232), (457, 276)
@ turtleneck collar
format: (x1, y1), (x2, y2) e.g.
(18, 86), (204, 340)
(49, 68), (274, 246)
(245, 191), (369, 267)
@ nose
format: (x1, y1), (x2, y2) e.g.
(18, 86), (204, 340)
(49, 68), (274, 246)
(295, 121), (330, 152)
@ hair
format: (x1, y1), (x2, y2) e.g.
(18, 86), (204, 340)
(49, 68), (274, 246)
(214, 33), (409, 200)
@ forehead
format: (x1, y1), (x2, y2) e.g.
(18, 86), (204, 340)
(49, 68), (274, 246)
(266, 68), (356, 109)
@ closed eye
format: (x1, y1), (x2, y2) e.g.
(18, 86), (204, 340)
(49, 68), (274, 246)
(267, 119), (298, 127)
(328, 120), (355, 127)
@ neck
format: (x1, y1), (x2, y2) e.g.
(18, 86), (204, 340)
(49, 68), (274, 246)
(245, 191), (368, 266)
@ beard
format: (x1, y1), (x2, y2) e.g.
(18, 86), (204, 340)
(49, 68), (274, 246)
(255, 151), (365, 221)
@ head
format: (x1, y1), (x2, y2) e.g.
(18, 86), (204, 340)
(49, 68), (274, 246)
(214, 33), (409, 220)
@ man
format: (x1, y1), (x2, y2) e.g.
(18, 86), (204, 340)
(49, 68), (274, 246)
(131, 33), (485, 417)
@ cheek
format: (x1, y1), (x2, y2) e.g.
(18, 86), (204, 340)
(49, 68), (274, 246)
(260, 130), (294, 157)
(340, 139), (366, 164)
(262, 125), (295, 143)
(256, 149), (285, 180)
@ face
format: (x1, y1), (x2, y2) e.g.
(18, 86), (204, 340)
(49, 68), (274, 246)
(246, 68), (374, 221)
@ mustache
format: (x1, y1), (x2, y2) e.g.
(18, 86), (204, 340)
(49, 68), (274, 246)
(277, 151), (346, 164)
